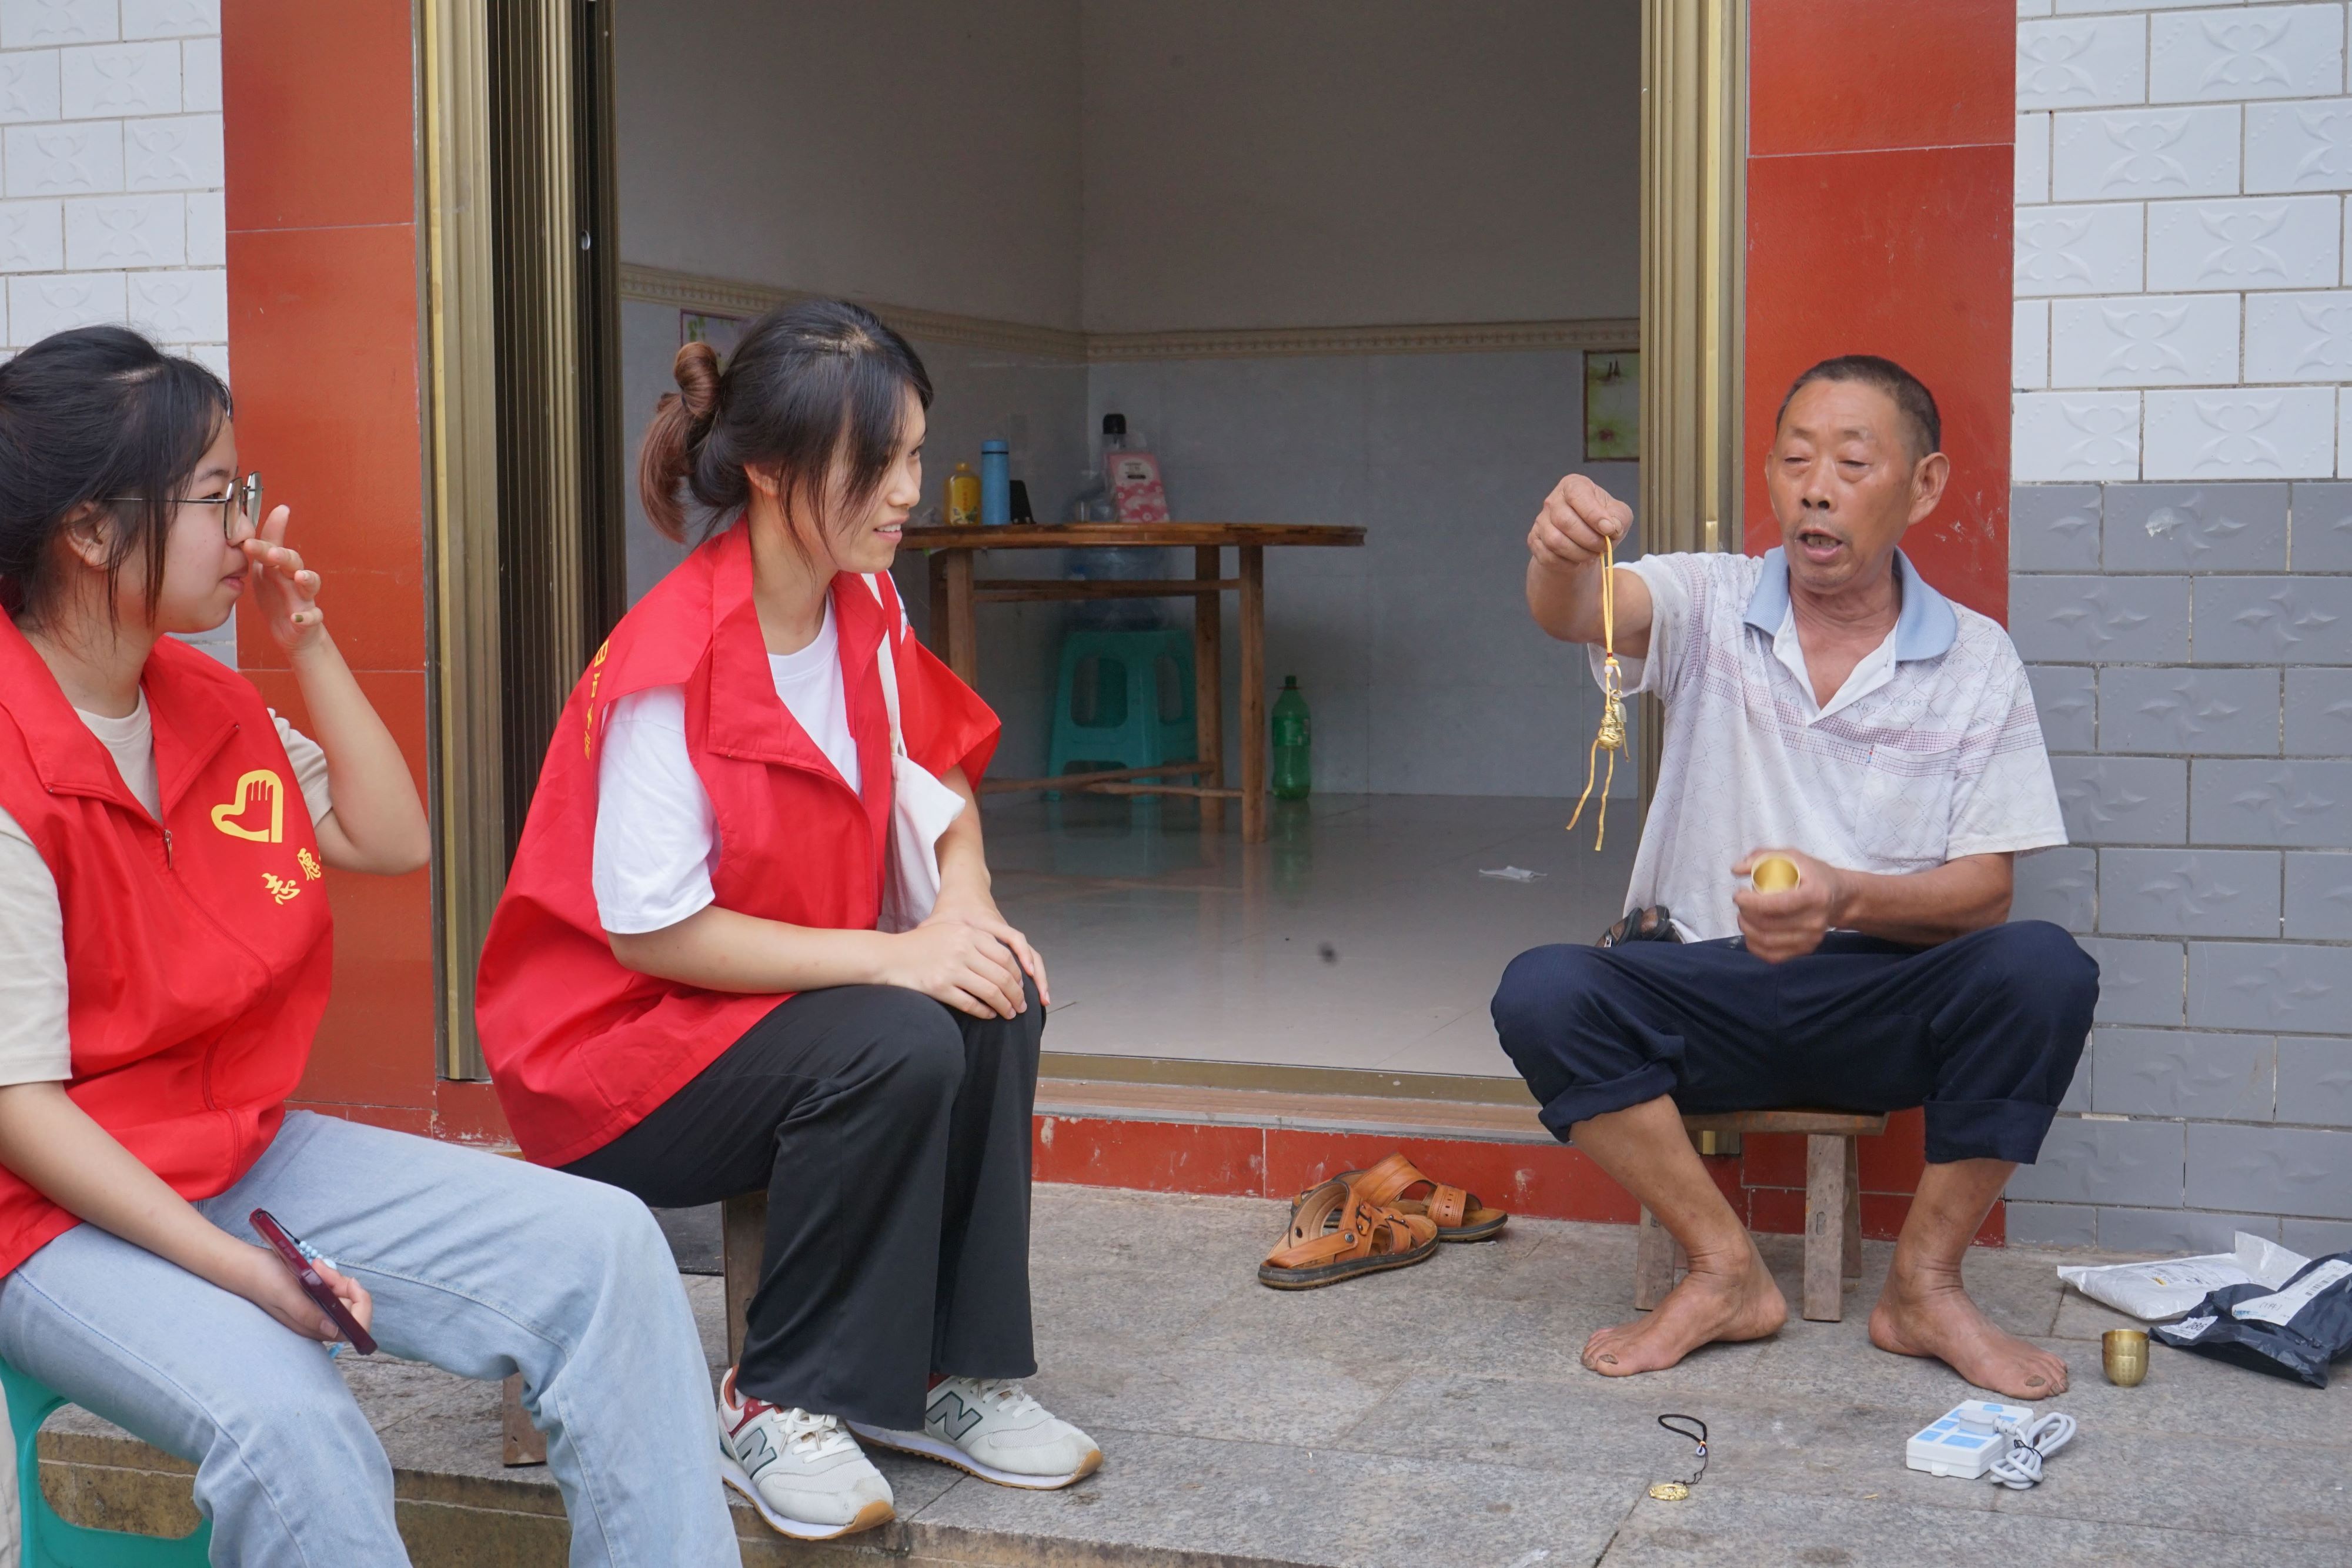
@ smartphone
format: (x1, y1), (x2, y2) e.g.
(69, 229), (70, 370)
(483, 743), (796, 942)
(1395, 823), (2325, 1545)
(249, 1209), (377, 1355)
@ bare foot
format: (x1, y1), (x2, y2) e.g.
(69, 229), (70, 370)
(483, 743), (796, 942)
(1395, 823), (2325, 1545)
(1870, 1263), (2069, 1400)
(1583, 1242), (1786, 1376)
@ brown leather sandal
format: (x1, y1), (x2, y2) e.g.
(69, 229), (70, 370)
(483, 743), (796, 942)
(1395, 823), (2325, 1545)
(1258, 1178), (1438, 1289)
(1294, 1151), (1511, 1243)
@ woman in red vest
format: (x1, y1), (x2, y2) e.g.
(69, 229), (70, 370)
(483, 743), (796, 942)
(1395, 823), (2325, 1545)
(0, 326), (737, 1564)
(476, 300), (1099, 1542)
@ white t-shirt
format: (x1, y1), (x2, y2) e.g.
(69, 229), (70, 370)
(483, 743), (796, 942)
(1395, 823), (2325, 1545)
(0, 695), (332, 1087)
(593, 599), (861, 935)
(1595, 547), (2067, 942)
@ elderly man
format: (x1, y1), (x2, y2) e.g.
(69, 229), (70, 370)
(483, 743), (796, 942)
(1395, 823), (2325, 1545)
(1493, 355), (2096, 1401)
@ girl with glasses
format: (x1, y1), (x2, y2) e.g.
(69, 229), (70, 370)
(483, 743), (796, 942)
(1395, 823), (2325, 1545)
(0, 325), (737, 1563)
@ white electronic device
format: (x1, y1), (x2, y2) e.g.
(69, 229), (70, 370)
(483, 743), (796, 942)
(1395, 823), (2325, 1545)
(1904, 1400), (2033, 1479)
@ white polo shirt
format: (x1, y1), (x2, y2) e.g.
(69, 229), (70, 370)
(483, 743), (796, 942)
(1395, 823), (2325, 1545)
(1593, 547), (2066, 942)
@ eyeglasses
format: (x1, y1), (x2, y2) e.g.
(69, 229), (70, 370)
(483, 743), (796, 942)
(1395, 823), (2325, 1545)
(99, 473), (265, 541)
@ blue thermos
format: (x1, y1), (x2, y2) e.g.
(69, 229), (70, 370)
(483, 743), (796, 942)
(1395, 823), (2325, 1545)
(980, 440), (1011, 526)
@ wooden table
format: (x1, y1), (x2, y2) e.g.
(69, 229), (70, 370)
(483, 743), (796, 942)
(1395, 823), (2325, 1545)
(905, 522), (1366, 842)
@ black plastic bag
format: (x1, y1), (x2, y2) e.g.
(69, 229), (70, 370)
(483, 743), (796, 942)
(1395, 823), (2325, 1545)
(2153, 1250), (2352, 1388)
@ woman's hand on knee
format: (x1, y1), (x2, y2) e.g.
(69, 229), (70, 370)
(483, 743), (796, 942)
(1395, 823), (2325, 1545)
(927, 900), (1049, 1007)
(880, 920), (1028, 1019)
(226, 1242), (375, 1345)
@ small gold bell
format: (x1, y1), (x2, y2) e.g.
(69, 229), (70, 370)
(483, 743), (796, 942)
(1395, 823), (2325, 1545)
(1648, 1482), (1690, 1502)
(1752, 855), (1800, 893)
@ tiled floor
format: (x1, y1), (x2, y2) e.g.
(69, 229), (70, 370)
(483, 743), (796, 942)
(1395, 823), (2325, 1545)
(984, 791), (1638, 1078)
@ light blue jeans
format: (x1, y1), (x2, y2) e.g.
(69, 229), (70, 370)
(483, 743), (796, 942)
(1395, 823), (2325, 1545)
(0, 1111), (736, 1566)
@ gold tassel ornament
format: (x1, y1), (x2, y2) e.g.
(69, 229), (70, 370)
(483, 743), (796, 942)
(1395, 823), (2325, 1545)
(1566, 531), (1628, 850)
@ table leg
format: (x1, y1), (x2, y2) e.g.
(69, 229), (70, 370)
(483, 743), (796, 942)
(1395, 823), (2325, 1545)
(1192, 545), (1224, 835)
(927, 551), (950, 660)
(1239, 544), (1266, 843)
(944, 551), (977, 685)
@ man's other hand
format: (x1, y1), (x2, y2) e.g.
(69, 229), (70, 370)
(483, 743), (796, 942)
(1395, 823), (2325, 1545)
(1528, 475), (1633, 571)
(1731, 848), (1849, 963)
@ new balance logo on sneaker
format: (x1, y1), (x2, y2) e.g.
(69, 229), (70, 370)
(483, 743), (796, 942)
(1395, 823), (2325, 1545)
(851, 1376), (1104, 1491)
(716, 1366), (894, 1541)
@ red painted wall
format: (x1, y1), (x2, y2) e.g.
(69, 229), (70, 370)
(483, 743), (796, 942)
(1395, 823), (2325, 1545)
(1742, 0), (2016, 624)
(223, 3), (507, 1144)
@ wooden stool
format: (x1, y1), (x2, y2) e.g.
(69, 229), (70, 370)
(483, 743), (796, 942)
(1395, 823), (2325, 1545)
(500, 1191), (769, 1467)
(1633, 1109), (1887, 1323)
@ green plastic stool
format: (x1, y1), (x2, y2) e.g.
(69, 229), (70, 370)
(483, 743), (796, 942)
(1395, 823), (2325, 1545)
(1, 1358), (212, 1564)
(1045, 629), (1197, 800)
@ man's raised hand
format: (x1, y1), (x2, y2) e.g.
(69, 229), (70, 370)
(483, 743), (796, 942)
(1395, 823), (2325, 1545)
(1528, 474), (1632, 572)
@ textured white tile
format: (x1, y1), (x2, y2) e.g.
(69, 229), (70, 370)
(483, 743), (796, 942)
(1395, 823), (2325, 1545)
(2020, 0), (2053, 16)
(2016, 202), (2144, 295)
(179, 337), (223, 379)
(62, 189), (177, 268)
(122, 110), (214, 190)
(2016, 299), (2052, 389)
(178, 34), (213, 112)
(0, 0), (116, 48)
(2144, 387), (2338, 478)
(6, 266), (123, 344)
(2341, 389), (2352, 477)
(2150, 5), (2345, 105)
(2346, 199), (2352, 285)
(2053, 105), (2242, 200)
(2020, 15), (2150, 109)
(126, 263), (219, 340)
(0, 48), (59, 122)
(0, 195), (59, 269)
(120, 0), (215, 39)
(2018, 113), (2053, 204)
(2148, 195), (2341, 290)
(2060, 0), (2249, 9)
(2052, 293), (2239, 387)
(2, 119), (120, 195)
(2015, 390), (2143, 480)
(181, 184), (215, 262)
(2246, 290), (2352, 381)
(59, 40), (179, 119)
(2247, 99), (2352, 193)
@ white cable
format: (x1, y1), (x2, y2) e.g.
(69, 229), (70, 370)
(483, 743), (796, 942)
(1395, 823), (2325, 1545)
(1984, 1411), (2076, 1489)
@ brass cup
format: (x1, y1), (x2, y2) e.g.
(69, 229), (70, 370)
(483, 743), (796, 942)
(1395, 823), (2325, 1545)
(2103, 1328), (2149, 1387)
(1752, 855), (1801, 893)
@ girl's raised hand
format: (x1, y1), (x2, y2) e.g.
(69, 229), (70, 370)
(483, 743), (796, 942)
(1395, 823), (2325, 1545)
(242, 504), (326, 652)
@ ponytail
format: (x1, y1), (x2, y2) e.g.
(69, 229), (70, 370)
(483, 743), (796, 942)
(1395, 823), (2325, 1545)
(633, 301), (931, 548)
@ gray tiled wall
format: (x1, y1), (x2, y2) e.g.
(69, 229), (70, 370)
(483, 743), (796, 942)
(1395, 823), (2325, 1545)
(2007, 482), (2352, 1258)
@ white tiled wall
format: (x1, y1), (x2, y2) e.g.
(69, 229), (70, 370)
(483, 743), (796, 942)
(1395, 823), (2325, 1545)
(0, 0), (222, 379)
(2014, 0), (2352, 480)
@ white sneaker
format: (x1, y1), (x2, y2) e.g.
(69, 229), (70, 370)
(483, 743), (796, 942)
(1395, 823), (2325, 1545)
(851, 1376), (1103, 1490)
(717, 1367), (894, 1539)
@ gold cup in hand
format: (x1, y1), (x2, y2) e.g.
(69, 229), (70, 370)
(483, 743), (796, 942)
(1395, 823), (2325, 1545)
(1752, 855), (1802, 894)
(2103, 1328), (2149, 1387)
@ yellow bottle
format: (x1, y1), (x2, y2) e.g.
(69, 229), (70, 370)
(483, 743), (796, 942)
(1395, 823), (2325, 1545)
(945, 463), (981, 527)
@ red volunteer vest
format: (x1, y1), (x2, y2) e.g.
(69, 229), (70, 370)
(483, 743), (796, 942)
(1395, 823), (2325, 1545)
(0, 621), (334, 1278)
(475, 523), (1000, 1167)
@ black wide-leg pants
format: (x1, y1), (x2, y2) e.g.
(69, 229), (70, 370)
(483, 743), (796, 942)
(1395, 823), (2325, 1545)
(566, 978), (1044, 1430)
(1490, 921), (2097, 1166)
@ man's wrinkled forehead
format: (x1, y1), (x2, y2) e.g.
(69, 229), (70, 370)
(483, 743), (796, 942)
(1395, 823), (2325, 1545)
(1776, 383), (1909, 456)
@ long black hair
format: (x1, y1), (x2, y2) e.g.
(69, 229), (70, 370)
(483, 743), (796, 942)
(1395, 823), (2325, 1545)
(0, 324), (232, 627)
(637, 299), (933, 547)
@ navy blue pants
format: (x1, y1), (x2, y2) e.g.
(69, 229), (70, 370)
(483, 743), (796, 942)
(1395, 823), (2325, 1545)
(1491, 921), (2098, 1165)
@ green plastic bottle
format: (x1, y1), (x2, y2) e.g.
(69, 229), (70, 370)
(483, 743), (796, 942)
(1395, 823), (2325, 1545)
(1271, 676), (1311, 801)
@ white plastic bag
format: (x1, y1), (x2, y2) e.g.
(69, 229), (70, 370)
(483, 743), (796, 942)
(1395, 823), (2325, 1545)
(2056, 1231), (2308, 1322)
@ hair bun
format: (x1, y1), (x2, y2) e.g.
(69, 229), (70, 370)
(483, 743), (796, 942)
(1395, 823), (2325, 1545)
(672, 340), (720, 422)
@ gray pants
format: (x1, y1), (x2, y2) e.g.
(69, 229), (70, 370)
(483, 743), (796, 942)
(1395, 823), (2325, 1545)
(0, 1111), (736, 1567)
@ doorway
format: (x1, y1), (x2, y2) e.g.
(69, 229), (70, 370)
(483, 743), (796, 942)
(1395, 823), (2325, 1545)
(426, 0), (1743, 1092)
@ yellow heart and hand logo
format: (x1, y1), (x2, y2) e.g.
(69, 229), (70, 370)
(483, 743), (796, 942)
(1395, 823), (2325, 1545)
(209, 770), (285, 844)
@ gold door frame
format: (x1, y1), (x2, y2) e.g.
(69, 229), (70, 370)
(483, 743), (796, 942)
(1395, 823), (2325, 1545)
(1639, 0), (1746, 798)
(422, 0), (622, 1080)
